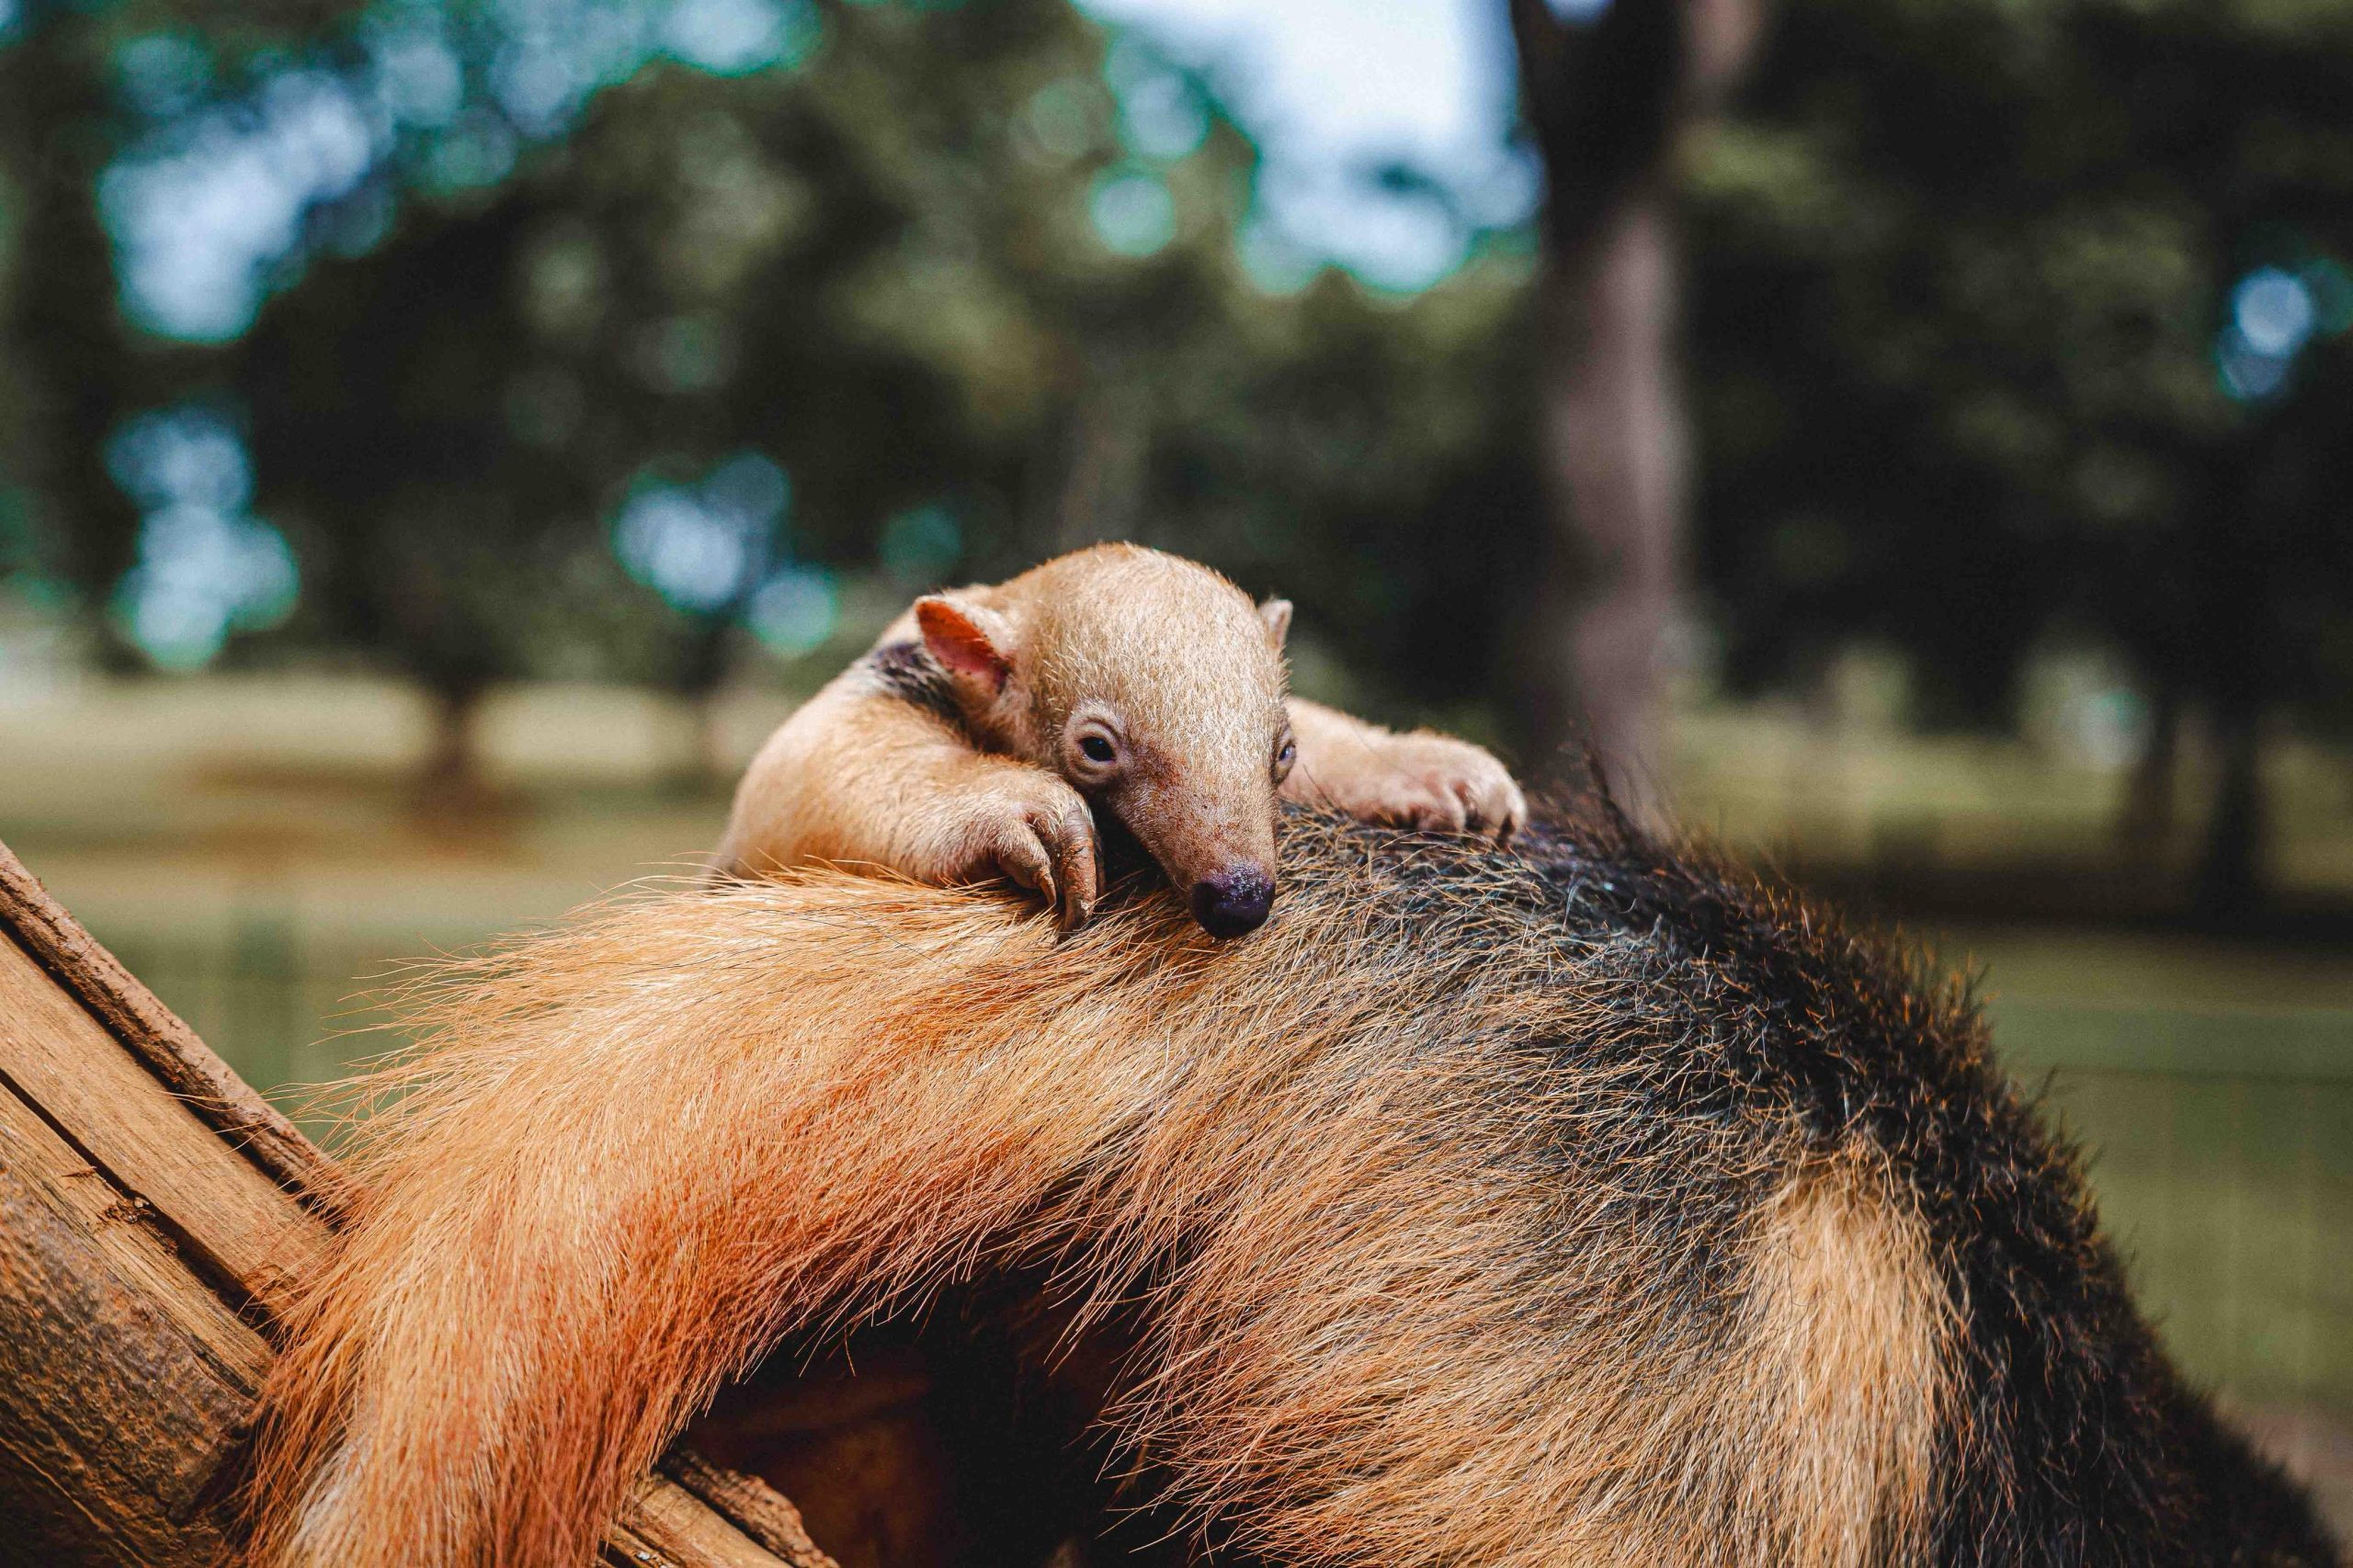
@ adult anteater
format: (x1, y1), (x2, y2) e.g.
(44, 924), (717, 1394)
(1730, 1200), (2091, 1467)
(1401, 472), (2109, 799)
(250, 799), (2339, 1567)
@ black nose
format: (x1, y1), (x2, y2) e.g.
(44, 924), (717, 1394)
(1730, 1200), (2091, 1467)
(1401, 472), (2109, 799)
(1189, 866), (1274, 938)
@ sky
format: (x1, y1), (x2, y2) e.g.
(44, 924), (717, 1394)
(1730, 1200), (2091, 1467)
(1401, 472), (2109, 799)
(1074, 0), (1536, 289)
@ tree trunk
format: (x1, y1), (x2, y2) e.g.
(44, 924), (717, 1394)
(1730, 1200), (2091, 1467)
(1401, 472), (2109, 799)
(2114, 683), (2181, 861)
(2193, 704), (2267, 925)
(421, 681), (489, 805)
(665, 687), (730, 794)
(670, 617), (741, 791)
(1523, 186), (1689, 817)
(1506, 0), (1760, 824)
(1053, 370), (1147, 555)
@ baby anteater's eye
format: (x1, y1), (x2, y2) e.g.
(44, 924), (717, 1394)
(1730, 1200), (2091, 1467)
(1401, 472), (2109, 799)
(1067, 719), (1124, 781)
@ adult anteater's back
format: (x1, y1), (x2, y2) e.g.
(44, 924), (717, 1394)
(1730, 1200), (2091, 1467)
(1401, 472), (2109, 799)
(1508, 803), (2335, 1563)
(251, 801), (2337, 1568)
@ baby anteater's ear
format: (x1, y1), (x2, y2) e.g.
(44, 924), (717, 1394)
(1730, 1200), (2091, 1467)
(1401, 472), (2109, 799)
(1258, 597), (1293, 650)
(915, 594), (1017, 695)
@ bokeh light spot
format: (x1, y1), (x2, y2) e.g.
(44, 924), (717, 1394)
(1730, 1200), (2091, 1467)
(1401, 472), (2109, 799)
(1106, 41), (1208, 162)
(105, 406), (298, 669)
(365, 15), (465, 129)
(108, 407), (255, 514)
(665, 0), (821, 75)
(705, 451), (791, 523)
(102, 69), (381, 340)
(2214, 324), (2292, 403)
(879, 504), (963, 585)
(616, 488), (756, 612)
(612, 450), (790, 616)
(117, 33), (216, 119)
(1024, 80), (1097, 162)
(636, 313), (736, 392)
(1089, 170), (1176, 256)
(2233, 267), (2315, 358)
(424, 112), (520, 192)
(492, 39), (586, 136)
(749, 566), (837, 655)
(1237, 219), (1319, 294)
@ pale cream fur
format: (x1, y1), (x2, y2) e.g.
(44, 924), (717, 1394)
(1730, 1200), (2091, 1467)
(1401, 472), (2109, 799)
(714, 544), (1524, 926)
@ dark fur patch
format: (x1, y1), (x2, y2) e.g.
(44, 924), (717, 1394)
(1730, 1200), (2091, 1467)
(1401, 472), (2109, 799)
(1288, 801), (2342, 1566)
(865, 640), (967, 731)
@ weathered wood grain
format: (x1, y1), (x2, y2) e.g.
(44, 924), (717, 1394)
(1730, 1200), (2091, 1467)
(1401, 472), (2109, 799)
(658, 1450), (838, 1568)
(0, 928), (333, 1324)
(619, 1470), (838, 1568)
(0, 835), (819, 1568)
(0, 840), (331, 1204)
(0, 1078), (259, 1567)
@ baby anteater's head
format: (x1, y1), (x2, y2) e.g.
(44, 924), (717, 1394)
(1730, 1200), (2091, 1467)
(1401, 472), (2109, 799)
(912, 544), (1294, 937)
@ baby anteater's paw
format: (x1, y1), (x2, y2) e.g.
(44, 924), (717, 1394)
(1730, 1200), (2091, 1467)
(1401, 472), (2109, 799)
(945, 765), (1102, 930)
(1323, 731), (1527, 842)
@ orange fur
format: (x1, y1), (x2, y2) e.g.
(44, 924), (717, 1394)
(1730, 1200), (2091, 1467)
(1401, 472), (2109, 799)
(250, 812), (1949, 1568)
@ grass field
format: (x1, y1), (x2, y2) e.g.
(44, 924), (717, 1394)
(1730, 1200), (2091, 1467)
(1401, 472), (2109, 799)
(6, 673), (2349, 1527)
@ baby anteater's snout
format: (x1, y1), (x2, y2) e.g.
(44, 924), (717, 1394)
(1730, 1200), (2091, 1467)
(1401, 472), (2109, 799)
(1189, 864), (1274, 938)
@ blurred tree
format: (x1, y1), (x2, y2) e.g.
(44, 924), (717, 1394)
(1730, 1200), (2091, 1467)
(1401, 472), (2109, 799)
(28, 0), (2341, 929)
(3, 0), (1540, 791)
(217, 4), (1005, 788)
(1684, 0), (2353, 916)
(210, 0), (1544, 781)
(235, 189), (613, 793)
(0, 3), (145, 642)
(64, 0), (1106, 784)
(0, 0), (358, 649)
(1507, 0), (1759, 819)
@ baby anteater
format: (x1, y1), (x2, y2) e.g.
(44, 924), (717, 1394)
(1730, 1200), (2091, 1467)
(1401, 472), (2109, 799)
(713, 542), (1524, 937)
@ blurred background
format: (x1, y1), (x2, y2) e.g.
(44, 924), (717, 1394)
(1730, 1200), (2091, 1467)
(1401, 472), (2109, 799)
(0, 0), (2347, 1527)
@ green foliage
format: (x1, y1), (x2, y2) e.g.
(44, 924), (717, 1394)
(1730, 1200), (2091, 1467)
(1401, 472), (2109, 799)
(6, 0), (2351, 762)
(0, 0), (1534, 722)
(1686, 0), (2353, 732)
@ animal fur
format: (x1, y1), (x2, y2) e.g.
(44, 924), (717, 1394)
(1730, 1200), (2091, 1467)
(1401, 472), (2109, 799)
(713, 542), (1524, 936)
(249, 798), (2339, 1568)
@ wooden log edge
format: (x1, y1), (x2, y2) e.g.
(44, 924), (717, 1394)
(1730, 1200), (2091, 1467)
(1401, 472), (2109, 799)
(658, 1450), (836, 1568)
(0, 839), (337, 1211)
(0, 834), (833, 1568)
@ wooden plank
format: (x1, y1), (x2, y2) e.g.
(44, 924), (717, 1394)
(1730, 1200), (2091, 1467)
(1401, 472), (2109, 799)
(0, 840), (331, 1205)
(0, 1079), (260, 1568)
(0, 929), (333, 1325)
